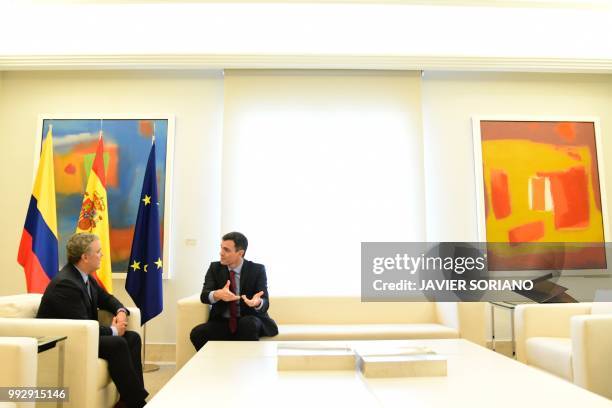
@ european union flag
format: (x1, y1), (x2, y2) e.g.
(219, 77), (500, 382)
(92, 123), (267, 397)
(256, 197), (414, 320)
(125, 142), (163, 324)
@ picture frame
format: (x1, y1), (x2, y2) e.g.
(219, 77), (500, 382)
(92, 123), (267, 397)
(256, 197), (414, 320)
(472, 116), (609, 273)
(34, 114), (175, 279)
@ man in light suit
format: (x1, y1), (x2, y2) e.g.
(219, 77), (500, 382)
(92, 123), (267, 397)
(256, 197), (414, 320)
(37, 233), (148, 408)
(190, 231), (278, 351)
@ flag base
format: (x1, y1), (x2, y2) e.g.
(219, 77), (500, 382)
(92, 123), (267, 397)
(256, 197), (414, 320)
(143, 363), (160, 373)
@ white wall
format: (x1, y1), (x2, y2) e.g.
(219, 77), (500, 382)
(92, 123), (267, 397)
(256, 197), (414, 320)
(3, 70), (612, 343)
(422, 72), (612, 339)
(0, 72), (3, 130)
(423, 72), (612, 242)
(0, 70), (224, 343)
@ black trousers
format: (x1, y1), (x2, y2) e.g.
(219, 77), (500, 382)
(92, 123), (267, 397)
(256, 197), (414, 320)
(98, 331), (148, 408)
(190, 315), (263, 351)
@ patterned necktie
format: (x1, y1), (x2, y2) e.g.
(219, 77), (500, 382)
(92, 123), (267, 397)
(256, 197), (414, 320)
(229, 270), (238, 334)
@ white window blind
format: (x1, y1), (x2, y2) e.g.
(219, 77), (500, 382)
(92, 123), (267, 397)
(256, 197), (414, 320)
(222, 70), (424, 296)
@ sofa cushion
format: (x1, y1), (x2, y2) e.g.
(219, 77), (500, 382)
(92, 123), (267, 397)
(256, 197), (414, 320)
(97, 358), (112, 389)
(269, 324), (459, 341)
(526, 337), (573, 381)
(0, 294), (42, 318)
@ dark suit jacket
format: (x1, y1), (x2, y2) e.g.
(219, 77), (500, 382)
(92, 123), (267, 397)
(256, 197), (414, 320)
(200, 260), (278, 337)
(37, 263), (127, 336)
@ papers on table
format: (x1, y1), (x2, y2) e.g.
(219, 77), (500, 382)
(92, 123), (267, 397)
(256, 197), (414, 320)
(277, 343), (355, 370)
(277, 342), (447, 377)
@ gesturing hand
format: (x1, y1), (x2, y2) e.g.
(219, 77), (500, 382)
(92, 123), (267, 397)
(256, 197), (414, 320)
(213, 280), (240, 302)
(241, 291), (264, 308)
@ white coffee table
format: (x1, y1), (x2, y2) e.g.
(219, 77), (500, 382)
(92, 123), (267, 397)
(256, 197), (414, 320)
(148, 339), (612, 407)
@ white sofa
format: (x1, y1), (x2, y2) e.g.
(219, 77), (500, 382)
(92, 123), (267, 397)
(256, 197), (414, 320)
(0, 294), (142, 408)
(515, 302), (612, 399)
(177, 295), (487, 370)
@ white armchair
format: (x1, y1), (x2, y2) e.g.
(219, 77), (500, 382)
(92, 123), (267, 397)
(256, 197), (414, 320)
(0, 337), (37, 408)
(515, 302), (612, 399)
(177, 293), (211, 370)
(0, 294), (142, 408)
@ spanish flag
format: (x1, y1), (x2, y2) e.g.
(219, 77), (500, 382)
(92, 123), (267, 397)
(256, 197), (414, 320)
(76, 131), (113, 293)
(17, 127), (59, 293)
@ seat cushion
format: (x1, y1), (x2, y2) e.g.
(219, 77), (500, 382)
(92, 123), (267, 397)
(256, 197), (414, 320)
(97, 358), (113, 389)
(270, 324), (459, 341)
(590, 302), (612, 315)
(526, 337), (573, 381)
(0, 294), (42, 318)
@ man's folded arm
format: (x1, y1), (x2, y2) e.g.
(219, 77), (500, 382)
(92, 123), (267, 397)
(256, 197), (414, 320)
(97, 285), (129, 316)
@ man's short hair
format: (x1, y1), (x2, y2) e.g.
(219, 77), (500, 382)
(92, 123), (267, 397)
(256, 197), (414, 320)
(67, 233), (98, 264)
(222, 231), (248, 254)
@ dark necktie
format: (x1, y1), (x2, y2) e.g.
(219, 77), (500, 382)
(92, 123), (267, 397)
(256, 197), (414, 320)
(229, 270), (238, 334)
(85, 279), (92, 300)
(85, 279), (96, 319)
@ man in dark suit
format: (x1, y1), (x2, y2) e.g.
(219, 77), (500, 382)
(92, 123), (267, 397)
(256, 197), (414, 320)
(190, 231), (278, 351)
(37, 233), (148, 408)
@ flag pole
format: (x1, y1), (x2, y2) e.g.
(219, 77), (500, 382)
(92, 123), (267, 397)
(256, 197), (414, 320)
(142, 126), (160, 373)
(142, 323), (159, 373)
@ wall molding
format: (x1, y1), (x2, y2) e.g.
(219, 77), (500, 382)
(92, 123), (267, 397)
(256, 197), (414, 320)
(19, 0), (612, 9)
(3, 54), (612, 73)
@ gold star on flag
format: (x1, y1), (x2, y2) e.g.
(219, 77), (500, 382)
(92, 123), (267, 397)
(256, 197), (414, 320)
(144, 264), (148, 272)
(155, 258), (163, 269)
(130, 260), (141, 271)
(142, 195), (151, 206)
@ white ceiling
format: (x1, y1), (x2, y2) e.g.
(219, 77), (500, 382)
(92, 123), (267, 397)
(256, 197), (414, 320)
(4, 0), (612, 8)
(1, 1), (611, 71)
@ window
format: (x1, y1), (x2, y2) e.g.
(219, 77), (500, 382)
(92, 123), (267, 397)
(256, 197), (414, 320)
(222, 70), (424, 295)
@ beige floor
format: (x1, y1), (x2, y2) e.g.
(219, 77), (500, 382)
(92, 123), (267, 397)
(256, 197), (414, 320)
(144, 363), (176, 401)
(489, 340), (515, 358)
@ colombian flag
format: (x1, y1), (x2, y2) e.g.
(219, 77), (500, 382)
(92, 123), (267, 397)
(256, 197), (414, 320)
(17, 127), (59, 293)
(76, 132), (113, 293)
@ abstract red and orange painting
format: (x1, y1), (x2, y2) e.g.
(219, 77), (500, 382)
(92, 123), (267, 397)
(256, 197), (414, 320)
(475, 119), (607, 271)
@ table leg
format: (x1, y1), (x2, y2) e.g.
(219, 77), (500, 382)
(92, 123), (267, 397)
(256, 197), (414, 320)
(57, 341), (65, 408)
(490, 303), (496, 351)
